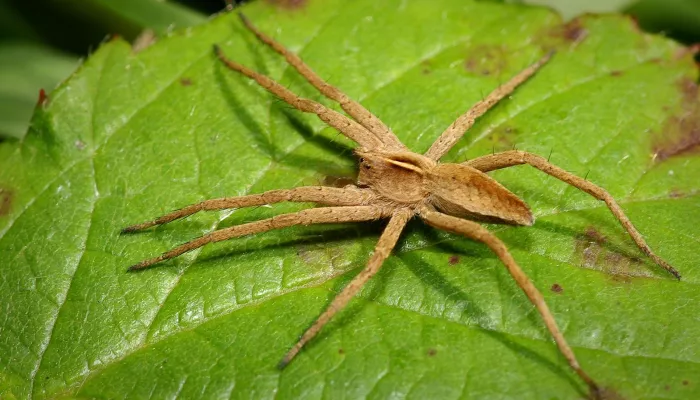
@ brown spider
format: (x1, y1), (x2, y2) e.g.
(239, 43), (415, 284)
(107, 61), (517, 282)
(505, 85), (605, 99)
(122, 14), (680, 397)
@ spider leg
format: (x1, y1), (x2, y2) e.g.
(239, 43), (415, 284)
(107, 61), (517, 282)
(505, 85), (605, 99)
(128, 205), (391, 271)
(418, 206), (601, 397)
(279, 208), (412, 368)
(425, 52), (553, 161)
(237, 13), (405, 150)
(121, 186), (374, 233)
(464, 150), (680, 279)
(214, 46), (383, 150)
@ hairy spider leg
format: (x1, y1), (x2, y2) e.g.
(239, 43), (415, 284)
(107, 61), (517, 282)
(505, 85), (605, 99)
(128, 206), (390, 270)
(465, 150), (680, 279)
(122, 186), (374, 233)
(425, 52), (553, 161)
(214, 45), (383, 150)
(279, 209), (412, 367)
(419, 205), (601, 397)
(237, 13), (405, 150)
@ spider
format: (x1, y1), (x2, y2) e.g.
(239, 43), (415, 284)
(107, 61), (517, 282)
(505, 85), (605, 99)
(122, 14), (680, 398)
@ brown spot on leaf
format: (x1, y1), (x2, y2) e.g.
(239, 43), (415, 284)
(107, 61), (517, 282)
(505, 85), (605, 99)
(551, 283), (563, 294)
(0, 187), (14, 216)
(296, 246), (318, 264)
(605, 252), (643, 283)
(488, 124), (519, 152)
(628, 15), (641, 31)
(180, 78), (193, 86)
(610, 70), (623, 77)
(683, 380), (689, 386)
(266, 0), (307, 10)
(537, 18), (589, 51)
(421, 60), (432, 75)
(572, 226), (652, 280)
(690, 43), (700, 55)
(338, 348), (344, 354)
(37, 89), (48, 107)
(674, 43), (700, 61)
(669, 189), (683, 198)
(448, 255), (459, 265)
(562, 20), (588, 43)
(679, 77), (698, 102)
(585, 226), (606, 244)
(596, 387), (627, 400)
(653, 78), (700, 162)
(427, 348), (437, 357)
(664, 385), (670, 390)
(464, 45), (508, 77)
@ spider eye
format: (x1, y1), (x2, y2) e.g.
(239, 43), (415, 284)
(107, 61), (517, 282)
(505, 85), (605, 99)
(359, 157), (365, 162)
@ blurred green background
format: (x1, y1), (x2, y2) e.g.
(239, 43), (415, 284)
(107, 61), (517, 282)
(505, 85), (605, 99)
(1, 0), (699, 140)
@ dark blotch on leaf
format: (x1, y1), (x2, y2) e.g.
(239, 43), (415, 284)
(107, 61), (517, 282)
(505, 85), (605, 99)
(448, 255), (460, 265)
(427, 348), (437, 357)
(669, 189), (684, 198)
(488, 125), (519, 152)
(37, 88), (48, 107)
(338, 348), (344, 354)
(573, 226), (651, 279)
(606, 253), (639, 283)
(654, 78), (700, 161)
(585, 226), (606, 244)
(673, 43), (700, 61)
(540, 18), (588, 45)
(536, 19), (586, 52)
(296, 246), (317, 264)
(610, 70), (623, 77)
(0, 187), (14, 216)
(680, 77), (698, 104)
(683, 380), (689, 385)
(464, 45), (507, 77)
(421, 60), (432, 75)
(561, 20), (588, 43)
(180, 78), (193, 86)
(596, 386), (627, 400)
(551, 283), (563, 294)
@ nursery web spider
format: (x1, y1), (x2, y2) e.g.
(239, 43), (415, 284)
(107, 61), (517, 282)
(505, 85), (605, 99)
(122, 14), (680, 397)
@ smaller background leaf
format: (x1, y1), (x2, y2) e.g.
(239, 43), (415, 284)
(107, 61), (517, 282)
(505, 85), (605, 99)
(515, 0), (635, 19)
(0, 43), (76, 139)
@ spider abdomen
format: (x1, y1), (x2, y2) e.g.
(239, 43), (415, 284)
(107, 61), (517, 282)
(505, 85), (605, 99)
(426, 163), (533, 226)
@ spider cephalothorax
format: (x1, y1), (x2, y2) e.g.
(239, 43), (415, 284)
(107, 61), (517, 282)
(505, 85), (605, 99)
(122, 13), (680, 399)
(356, 150), (434, 203)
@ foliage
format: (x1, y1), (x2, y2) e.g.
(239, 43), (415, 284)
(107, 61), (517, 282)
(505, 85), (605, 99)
(1, 0), (699, 399)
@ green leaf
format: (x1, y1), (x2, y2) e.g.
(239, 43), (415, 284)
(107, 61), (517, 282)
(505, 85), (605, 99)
(1, 0), (699, 399)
